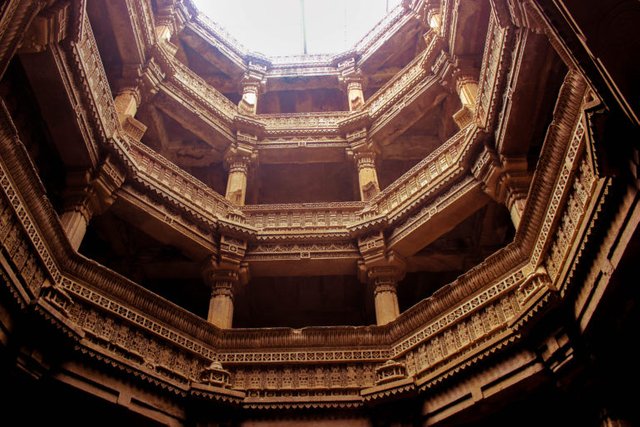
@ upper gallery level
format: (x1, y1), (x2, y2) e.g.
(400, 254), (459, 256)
(78, 0), (493, 205)
(8, 0), (568, 326)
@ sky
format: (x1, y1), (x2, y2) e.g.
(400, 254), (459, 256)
(191, 0), (401, 57)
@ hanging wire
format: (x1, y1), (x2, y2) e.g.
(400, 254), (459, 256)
(300, 0), (308, 54)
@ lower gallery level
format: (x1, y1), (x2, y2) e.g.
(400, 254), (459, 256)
(1, 0), (639, 425)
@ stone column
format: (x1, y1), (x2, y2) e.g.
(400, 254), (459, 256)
(202, 235), (248, 329)
(60, 170), (94, 251)
(339, 57), (365, 111)
(498, 156), (530, 228)
(114, 86), (147, 141)
(453, 74), (479, 128)
(427, 9), (442, 33)
(346, 80), (365, 111)
(155, 25), (172, 43)
(204, 268), (238, 329)
(355, 151), (381, 201)
(60, 161), (125, 251)
(114, 87), (140, 120)
(239, 81), (260, 115)
(369, 266), (403, 325)
(357, 233), (405, 326)
(225, 156), (250, 206)
(374, 280), (400, 325)
(60, 203), (92, 251)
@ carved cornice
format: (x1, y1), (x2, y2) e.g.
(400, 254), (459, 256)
(0, 0), (47, 77)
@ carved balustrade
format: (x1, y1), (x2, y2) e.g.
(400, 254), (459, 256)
(243, 202), (364, 235)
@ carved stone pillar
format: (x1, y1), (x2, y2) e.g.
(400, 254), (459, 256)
(453, 74), (479, 128)
(355, 151), (381, 201)
(114, 86), (147, 141)
(346, 80), (365, 111)
(495, 158), (530, 228)
(369, 266), (403, 325)
(60, 160), (124, 250)
(427, 9), (442, 33)
(239, 81), (260, 115)
(225, 156), (251, 206)
(59, 169), (94, 251)
(473, 151), (530, 228)
(357, 232), (405, 326)
(114, 87), (140, 119)
(339, 57), (365, 111)
(203, 267), (238, 329)
(202, 235), (248, 329)
(60, 203), (92, 251)
(504, 184), (527, 228)
(155, 25), (172, 43)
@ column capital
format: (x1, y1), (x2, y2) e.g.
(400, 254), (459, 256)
(365, 259), (405, 326)
(353, 150), (377, 170)
(337, 57), (359, 78)
(63, 159), (125, 218)
(473, 150), (531, 226)
(202, 253), (248, 294)
(62, 169), (94, 219)
(223, 144), (258, 172)
(369, 264), (406, 291)
(356, 232), (406, 281)
(209, 271), (239, 300)
(114, 84), (148, 141)
(346, 131), (379, 164)
(339, 71), (365, 91)
(238, 65), (266, 115)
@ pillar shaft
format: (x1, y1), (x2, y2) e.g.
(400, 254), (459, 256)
(239, 83), (259, 115)
(225, 161), (249, 205)
(355, 152), (380, 201)
(457, 77), (478, 109)
(208, 281), (234, 328)
(497, 157), (530, 228)
(60, 207), (90, 251)
(508, 196), (526, 228)
(366, 264), (404, 326)
(374, 281), (400, 325)
(114, 88), (140, 119)
(205, 269), (238, 329)
(347, 81), (365, 111)
(428, 9), (442, 32)
(453, 75), (479, 128)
